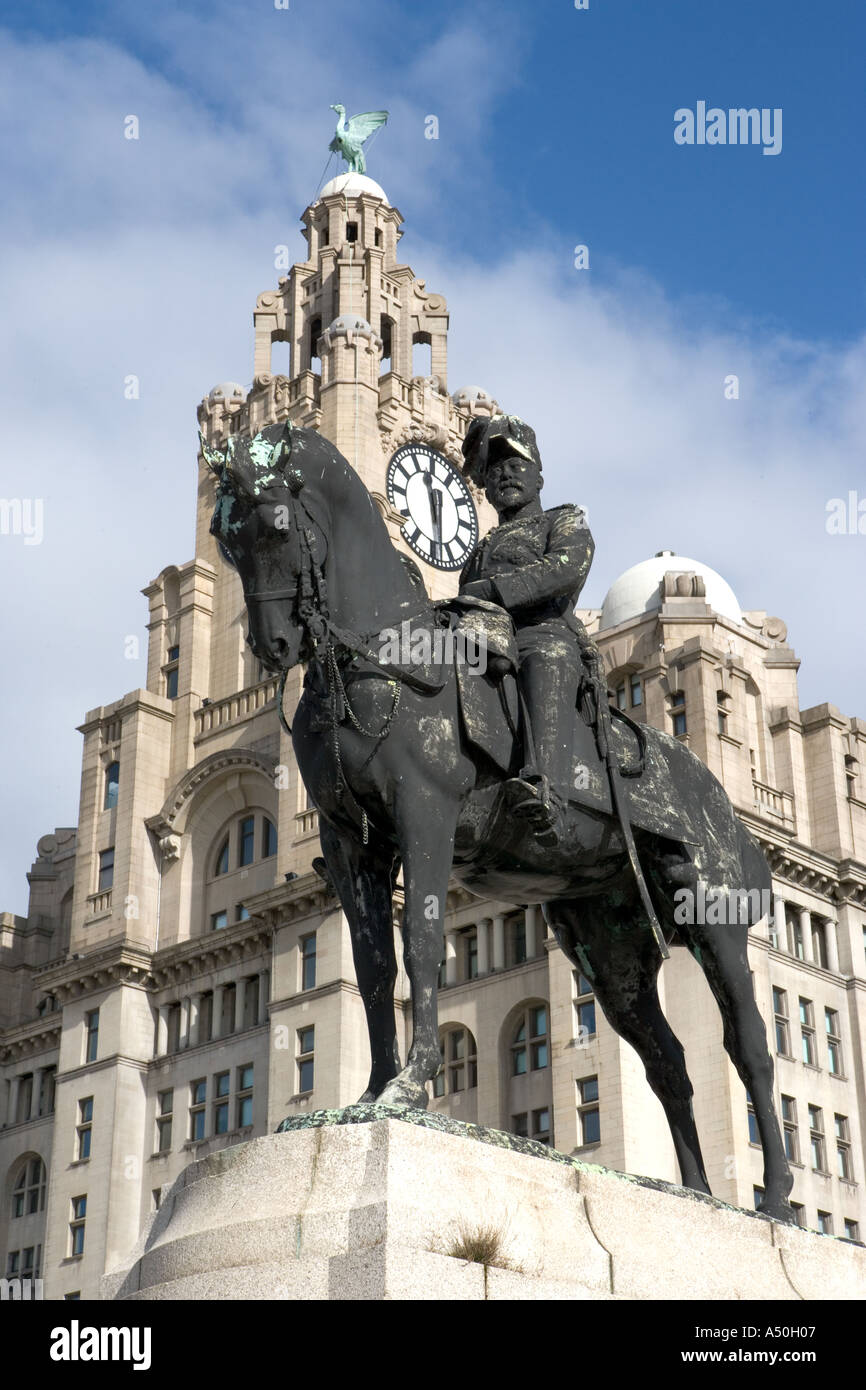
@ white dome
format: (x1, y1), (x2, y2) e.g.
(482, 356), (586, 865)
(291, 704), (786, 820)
(599, 550), (742, 630)
(452, 385), (494, 406)
(208, 382), (246, 402)
(318, 173), (389, 205)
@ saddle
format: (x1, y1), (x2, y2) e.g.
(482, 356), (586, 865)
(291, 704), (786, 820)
(446, 598), (695, 845)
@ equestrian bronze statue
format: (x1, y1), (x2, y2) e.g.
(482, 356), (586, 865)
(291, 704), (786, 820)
(204, 415), (795, 1223)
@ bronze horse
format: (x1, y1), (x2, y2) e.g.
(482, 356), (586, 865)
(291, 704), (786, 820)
(206, 420), (794, 1223)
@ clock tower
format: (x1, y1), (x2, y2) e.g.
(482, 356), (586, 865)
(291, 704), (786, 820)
(196, 169), (500, 603)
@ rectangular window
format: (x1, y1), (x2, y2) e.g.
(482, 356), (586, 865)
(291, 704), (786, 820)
(77, 1097), (93, 1161)
(574, 971), (596, 1040)
(844, 1219), (860, 1242)
(152, 1189), (162, 1212)
(211, 910), (228, 931)
(671, 692), (686, 736)
(812, 922), (828, 969)
(156, 1089), (173, 1153)
(165, 645), (180, 700)
(817, 1210), (833, 1236)
(69, 1196), (86, 1257)
(242, 975), (259, 1030)
(808, 1105), (826, 1173)
(772, 986), (789, 1055)
(237, 1064), (254, 1128)
(238, 815), (255, 867)
(747, 1094), (759, 1145)
(780, 1095), (799, 1163)
(85, 1009), (99, 1063)
(791, 918), (805, 961)
(835, 1114), (852, 1181)
(511, 1112), (528, 1139)
(235, 903), (250, 922)
(532, 1107), (551, 1146)
(190, 1079), (207, 1141)
(615, 684), (626, 710)
(214, 1070), (230, 1134)
(301, 933), (317, 990)
(825, 1008), (842, 1075)
(577, 1076), (600, 1145)
(791, 1203), (806, 1229)
(799, 997), (815, 1066)
(297, 1026), (315, 1093)
(104, 761), (119, 810)
(629, 674), (642, 708)
(753, 1186), (765, 1210)
(97, 847), (114, 891)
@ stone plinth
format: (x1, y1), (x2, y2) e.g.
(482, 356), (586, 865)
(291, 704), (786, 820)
(104, 1106), (866, 1301)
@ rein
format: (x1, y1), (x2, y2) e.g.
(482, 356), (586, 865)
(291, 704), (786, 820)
(250, 485), (437, 844)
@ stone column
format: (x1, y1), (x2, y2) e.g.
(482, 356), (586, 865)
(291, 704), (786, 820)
(799, 908), (814, 964)
(525, 905), (538, 960)
(180, 997), (191, 1049)
(189, 994), (202, 1048)
(771, 894), (785, 948)
(156, 1006), (170, 1057)
(825, 919), (840, 974)
(259, 971), (270, 1025)
(477, 919), (491, 977)
(492, 915), (506, 971)
(29, 1072), (40, 1121)
(212, 986), (224, 1041)
(444, 931), (458, 986)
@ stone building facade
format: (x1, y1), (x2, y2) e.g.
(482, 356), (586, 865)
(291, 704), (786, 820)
(2, 173), (864, 1299)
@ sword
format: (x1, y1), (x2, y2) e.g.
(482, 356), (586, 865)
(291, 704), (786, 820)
(591, 676), (670, 961)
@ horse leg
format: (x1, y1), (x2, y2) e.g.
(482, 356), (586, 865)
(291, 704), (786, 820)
(685, 918), (795, 1222)
(545, 896), (712, 1195)
(318, 819), (401, 1103)
(374, 803), (458, 1109)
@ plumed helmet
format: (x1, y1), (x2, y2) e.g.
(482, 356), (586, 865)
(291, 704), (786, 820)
(461, 414), (541, 487)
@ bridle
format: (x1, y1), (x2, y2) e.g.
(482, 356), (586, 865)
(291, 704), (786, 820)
(229, 476), (443, 844)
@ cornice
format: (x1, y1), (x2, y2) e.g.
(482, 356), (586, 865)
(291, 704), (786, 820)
(0, 1016), (62, 1065)
(33, 940), (155, 1003)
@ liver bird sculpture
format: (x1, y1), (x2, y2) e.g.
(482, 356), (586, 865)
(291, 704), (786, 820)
(328, 105), (389, 174)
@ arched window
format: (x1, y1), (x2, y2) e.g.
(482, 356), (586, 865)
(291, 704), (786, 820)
(262, 818), (277, 859)
(411, 331), (432, 378)
(309, 316), (322, 370)
(716, 691), (730, 737)
(511, 1005), (548, 1075)
(432, 1027), (478, 1097)
(11, 1158), (46, 1218)
(204, 811), (278, 934)
(380, 315), (394, 373)
(104, 761), (119, 810)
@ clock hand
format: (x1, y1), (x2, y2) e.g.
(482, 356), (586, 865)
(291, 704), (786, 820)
(423, 468), (443, 564)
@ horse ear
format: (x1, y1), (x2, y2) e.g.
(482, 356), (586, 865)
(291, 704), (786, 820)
(272, 419), (294, 475)
(199, 430), (225, 476)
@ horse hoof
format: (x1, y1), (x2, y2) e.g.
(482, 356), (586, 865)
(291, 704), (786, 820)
(374, 1077), (430, 1110)
(759, 1199), (797, 1225)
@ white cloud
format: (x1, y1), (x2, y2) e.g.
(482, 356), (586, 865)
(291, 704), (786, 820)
(0, 14), (862, 914)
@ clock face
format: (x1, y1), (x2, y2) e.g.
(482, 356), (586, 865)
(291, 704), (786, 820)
(386, 443), (478, 571)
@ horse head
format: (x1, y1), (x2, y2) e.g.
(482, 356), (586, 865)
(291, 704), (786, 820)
(205, 421), (327, 672)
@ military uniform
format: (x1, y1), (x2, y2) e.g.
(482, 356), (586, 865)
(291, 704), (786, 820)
(460, 503), (595, 802)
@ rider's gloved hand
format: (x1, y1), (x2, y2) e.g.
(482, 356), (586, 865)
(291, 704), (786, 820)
(460, 579), (496, 603)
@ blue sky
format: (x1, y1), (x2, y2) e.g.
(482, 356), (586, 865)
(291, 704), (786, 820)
(1, 0), (864, 911)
